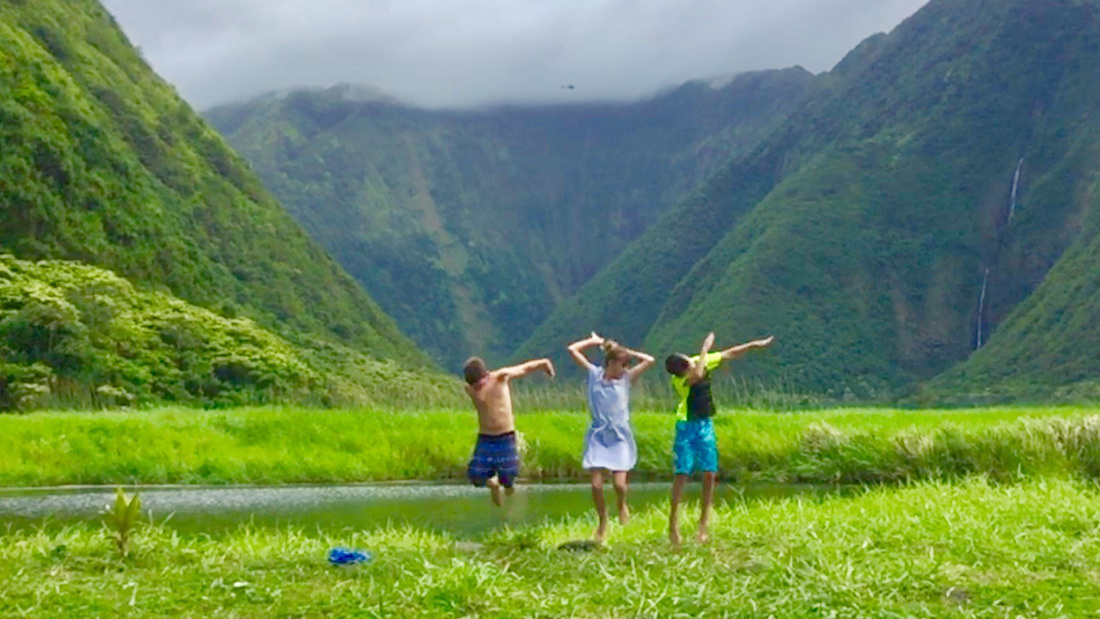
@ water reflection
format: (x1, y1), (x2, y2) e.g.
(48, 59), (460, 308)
(0, 482), (849, 537)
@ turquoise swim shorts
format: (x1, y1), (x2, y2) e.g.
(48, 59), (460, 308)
(673, 418), (718, 475)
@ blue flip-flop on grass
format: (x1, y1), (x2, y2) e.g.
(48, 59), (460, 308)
(327, 547), (372, 566)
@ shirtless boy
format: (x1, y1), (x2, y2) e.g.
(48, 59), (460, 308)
(463, 356), (556, 506)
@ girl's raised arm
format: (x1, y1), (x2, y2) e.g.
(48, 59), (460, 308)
(567, 332), (604, 371)
(624, 348), (656, 384)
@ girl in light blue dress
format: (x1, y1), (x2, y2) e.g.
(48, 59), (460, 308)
(567, 332), (655, 542)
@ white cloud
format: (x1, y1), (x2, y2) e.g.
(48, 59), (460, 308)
(101, 0), (929, 109)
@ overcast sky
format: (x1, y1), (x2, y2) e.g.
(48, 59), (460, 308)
(100, 0), (929, 110)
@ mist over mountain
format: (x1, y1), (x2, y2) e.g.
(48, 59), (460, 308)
(99, 0), (928, 109)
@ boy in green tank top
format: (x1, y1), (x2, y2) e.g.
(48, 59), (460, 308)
(664, 332), (774, 545)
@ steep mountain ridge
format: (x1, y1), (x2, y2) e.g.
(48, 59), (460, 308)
(523, 0), (1100, 399)
(926, 6), (1100, 400)
(0, 0), (442, 407)
(208, 69), (815, 367)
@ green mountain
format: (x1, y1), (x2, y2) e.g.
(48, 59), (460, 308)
(0, 0), (443, 408)
(522, 0), (1100, 399)
(206, 70), (814, 368)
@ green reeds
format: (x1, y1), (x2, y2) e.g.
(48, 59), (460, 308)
(3, 405), (1100, 487)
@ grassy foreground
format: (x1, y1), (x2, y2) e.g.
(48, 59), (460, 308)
(4, 406), (1100, 486)
(3, 478), (1100, 617)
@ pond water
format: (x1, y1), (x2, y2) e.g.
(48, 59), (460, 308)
(0, 482), (847, 538)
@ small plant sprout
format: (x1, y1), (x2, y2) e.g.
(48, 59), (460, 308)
(103, 487), (142, 559)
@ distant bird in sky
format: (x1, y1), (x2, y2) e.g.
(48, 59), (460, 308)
(560, 84), (575, 90)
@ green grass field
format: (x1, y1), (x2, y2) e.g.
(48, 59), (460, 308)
(4, 478), (1099, 617)
(3, 405), (1100, 487)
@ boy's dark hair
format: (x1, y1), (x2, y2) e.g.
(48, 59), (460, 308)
(463, 357), (488, 385)
(665, 353), (691, 376)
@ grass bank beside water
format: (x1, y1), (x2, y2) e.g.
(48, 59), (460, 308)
(3, 478), (1100, 617)
(4, 406), (1100, 487)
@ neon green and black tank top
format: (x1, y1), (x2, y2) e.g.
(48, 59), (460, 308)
(670, 352), (723, 422)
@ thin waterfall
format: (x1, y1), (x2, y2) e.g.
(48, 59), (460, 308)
(1007, 157), (1024, 222)
(974, 158), (1025, 351)
(975, 267), (990, 350)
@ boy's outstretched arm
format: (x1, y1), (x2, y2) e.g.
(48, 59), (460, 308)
(498, 358), (556, 381)
(688, 332), (717, 385)
(567, 332), (603, 371)
(719, 335), (775, 361)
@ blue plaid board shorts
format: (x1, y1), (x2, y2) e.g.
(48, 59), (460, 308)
(467, 432), (520, 488)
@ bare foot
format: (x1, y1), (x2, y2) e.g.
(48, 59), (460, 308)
(487, 478), (503, 507)
(669, 524), (682, 547)
(618, 504), (630, 526)
(504, 486), (516, 497)
(595, 521), (608, 543)
(696, 524), (710, 544)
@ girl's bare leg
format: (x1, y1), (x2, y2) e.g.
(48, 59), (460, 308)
(591, 470), (609, 541)
(612, 471), (629, 525)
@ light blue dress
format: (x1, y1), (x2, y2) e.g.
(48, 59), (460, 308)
(582, 365), (637, 471)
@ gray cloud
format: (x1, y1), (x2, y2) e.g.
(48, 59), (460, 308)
(100, 0), (929, 110)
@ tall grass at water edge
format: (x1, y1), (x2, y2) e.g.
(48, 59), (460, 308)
(506, 375), (821, 412)
(4, 406), (1100, 487)
(3, 478), (1100, 616)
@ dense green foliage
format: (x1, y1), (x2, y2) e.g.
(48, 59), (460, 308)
(207, 71), (814, 367)
(523, 0), (1100, 399)
(0, 255), (314, 408)
(0, 0), (436, 409)
(5, 479), (1100, 616)
(4, 405), (1099, 487)
(0, 256), (459, 410)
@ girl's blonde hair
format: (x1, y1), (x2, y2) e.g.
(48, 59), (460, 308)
(601, 340), (628, 365)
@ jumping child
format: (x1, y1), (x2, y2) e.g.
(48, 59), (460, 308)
(568, 332), (655, 542)
(665, 332), (774, 545)
(463, 356), (556, 506)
